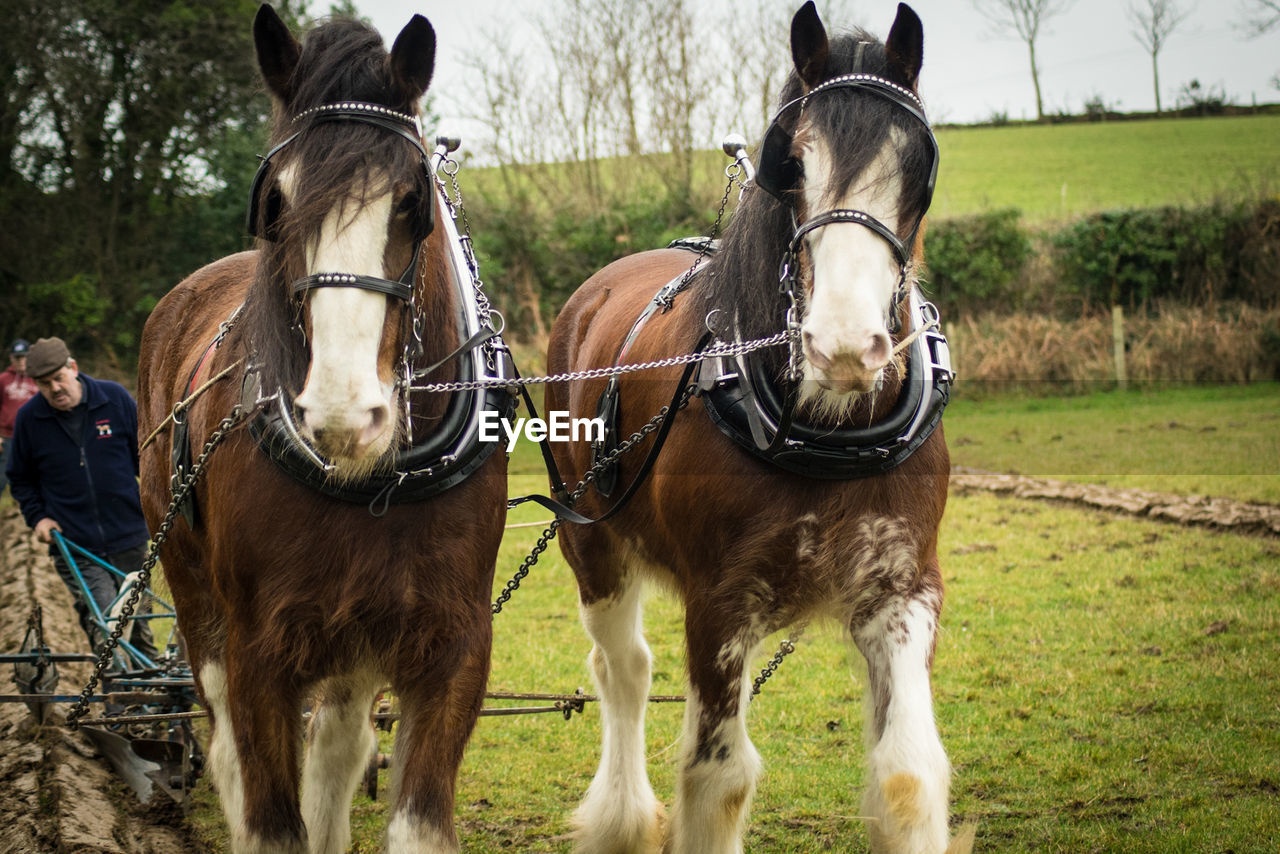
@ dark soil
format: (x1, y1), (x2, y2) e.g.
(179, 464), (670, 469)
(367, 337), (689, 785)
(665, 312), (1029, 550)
(0, 505), (207, 854)
(951, 468), (1280, 537)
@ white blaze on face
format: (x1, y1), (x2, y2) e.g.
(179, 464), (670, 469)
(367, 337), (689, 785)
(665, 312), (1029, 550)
(282, 163), (398, 462)
(797, 128), (906, 400)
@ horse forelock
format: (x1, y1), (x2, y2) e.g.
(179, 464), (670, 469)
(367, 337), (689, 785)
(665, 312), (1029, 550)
(700, 30), (932, 406)
(799, 33), (933, 221)
(244, 16), (437, 404)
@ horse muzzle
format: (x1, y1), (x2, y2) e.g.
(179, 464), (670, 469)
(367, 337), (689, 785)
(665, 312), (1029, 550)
(802, 328), (891, 395)
(294, 394), (395, 464)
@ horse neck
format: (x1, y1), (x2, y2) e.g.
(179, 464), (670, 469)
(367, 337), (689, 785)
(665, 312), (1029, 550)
(700, 193), (793, 348)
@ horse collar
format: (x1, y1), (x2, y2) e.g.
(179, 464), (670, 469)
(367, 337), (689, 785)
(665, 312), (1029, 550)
(699, 293), (953, 479)
(246, 169), (514, 511)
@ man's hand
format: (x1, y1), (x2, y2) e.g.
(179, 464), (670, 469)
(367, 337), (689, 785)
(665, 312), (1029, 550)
(34, 518), (62, 544)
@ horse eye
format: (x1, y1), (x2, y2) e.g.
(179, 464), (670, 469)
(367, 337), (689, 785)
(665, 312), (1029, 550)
(396, 192), (420, 215)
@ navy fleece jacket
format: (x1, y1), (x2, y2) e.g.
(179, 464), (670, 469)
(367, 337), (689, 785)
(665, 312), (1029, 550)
(6, 373), (149, 554)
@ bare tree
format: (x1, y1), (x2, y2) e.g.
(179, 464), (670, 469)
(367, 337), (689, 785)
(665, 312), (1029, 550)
(972, 0), (1077, 121)
(639, 0), (721, 211)
(1127, 0), (1194, 114)
(724, 0), (864, 138)
(1236, 0), (1280, 34)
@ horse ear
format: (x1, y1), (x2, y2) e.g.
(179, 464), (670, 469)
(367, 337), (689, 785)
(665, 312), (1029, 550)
(885, 2), (924, 89)
(253, 4), (301, 102)
(389, 15), (436, 104)
(790, 1), (829, 90)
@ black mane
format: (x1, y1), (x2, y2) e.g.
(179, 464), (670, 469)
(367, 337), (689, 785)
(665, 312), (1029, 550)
(699, 29), (934, 369)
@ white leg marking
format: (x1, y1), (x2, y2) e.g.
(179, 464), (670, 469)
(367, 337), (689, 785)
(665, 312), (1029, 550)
(201, 662), (252, 853)
(384, 710), (459, 854)
(301, 670), (383, 854)
(573, 579), (664, 854)
(856, 599), (951, 854)
(669, 638), (763, 854)
(386, 812), (457, 854)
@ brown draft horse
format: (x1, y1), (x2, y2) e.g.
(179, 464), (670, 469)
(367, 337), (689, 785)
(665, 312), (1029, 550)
(137, 8), (505, 853)
(546, 4), (970, 853)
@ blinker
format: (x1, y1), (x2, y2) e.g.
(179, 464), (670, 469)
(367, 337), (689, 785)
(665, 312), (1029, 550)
(755, 73), (939, 213)
(246, 102), (436, 242)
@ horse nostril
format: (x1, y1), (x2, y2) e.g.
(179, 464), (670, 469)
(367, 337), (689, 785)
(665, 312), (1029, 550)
(802, 331), (833, 371)
(361, 404), (390, 445)
(861, 332), (892, 371)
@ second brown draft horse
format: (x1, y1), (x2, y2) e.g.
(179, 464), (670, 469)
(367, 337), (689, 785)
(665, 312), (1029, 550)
(546, 3), (968, 853)
(137, 8), (506, 853)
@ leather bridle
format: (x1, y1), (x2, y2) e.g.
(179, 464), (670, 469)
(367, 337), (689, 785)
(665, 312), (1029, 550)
(247, 101), (436, 306)
(756, 70), (940, 334)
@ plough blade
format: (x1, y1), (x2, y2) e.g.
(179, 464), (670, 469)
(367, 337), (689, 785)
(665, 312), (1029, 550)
(81, 727), (188, 803)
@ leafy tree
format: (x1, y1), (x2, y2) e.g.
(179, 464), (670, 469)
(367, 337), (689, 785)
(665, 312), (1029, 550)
(0, 0), (303, 369)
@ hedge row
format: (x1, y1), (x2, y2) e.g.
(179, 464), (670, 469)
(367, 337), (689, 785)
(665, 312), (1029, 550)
(922, 199), (1280, 317)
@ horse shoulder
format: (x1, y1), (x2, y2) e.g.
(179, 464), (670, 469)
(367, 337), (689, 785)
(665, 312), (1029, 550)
(549, 249), (697, 369)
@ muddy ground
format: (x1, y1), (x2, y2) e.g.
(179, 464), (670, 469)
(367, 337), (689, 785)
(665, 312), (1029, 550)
(0, 505), (203, 854)
(951, 467), (1280, 537)
(0, 473), (1274, 853)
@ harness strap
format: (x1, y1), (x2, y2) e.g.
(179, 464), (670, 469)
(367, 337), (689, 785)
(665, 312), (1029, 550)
(508, 354), (701, 526)
(511, 364), (574, 504)
(291, 271), (414, 302)
(139, 309), (245, 454)
(790, 208), (909, 266)
(411, 325), (502, 380)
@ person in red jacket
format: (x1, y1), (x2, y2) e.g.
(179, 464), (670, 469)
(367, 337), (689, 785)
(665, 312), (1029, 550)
(0, 339), (38, 496)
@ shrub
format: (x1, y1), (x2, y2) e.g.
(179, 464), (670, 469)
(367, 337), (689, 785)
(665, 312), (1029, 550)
(1176, 79), (1231, 117)
(922, 209), (1033, 315)
(1052, 200), (1280, 310)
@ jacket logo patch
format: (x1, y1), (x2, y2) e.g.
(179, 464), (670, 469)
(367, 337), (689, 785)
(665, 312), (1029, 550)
(95, 419), (113, 438)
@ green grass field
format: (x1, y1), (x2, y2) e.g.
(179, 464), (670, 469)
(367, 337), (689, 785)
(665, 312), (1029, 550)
(469, 114), (1280, 227)
(931, 115), (1280, 223)
(945, 382), (1280, 505)
(174, 383), (1280, 853)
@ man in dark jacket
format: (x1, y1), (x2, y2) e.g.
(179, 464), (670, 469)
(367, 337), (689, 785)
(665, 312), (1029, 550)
(6, 337), (158, 664)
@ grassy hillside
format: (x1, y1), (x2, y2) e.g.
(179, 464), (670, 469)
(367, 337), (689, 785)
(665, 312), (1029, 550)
(932, 115), (1280, 224)
(463, 114), (1280, 227)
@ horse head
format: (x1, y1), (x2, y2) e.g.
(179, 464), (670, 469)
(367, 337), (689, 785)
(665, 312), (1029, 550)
(765, 2), (936, 410)
(246, 6), (439, 475)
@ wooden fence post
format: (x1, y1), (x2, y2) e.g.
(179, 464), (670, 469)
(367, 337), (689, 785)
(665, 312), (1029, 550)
(1112, 304), (1128, 390)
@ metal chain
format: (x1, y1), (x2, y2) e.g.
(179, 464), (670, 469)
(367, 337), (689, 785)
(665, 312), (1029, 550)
(434, 152), (499, 372)
(751, 621), (808, 698)
(659, 162), (744, 305)
(415, 331), (787, 394)
(492, 383), (698, 614)
(491, 520), (560, 615)
(65, 404), (247, 730)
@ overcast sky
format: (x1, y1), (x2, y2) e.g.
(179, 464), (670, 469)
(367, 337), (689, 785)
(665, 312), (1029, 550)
(352, 0), (1278, 138)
